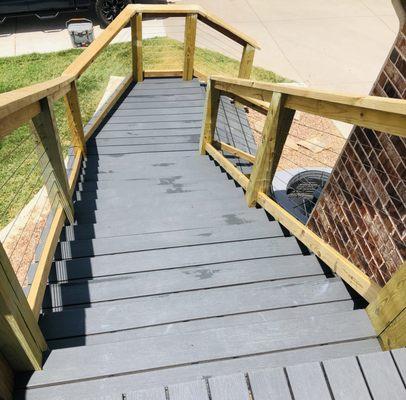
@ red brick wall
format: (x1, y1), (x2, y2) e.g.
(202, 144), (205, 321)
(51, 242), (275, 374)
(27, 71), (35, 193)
(307, 20), (406, 286)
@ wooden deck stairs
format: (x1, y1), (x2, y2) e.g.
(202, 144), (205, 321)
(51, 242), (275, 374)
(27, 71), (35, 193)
(0, 5), (405, 400)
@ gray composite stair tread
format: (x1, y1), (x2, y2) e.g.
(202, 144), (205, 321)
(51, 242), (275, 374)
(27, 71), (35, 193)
(323, 356), (371, 400)
(46, 301), (355, 350)
(249, 367), (292, 400)
(17, 77), (382, 400)
(286, 362), (332, 400)
(40, 278), (349, 340)
(15, 340), (381, 400)
(42, 251), (324, 309)
(209, 373), (250, 400)
(40, 279), (350, 342)
(124, 349), (406, 400)
(392, 348), (406, 379)
(59, 215), (281, 242)
(72, 197), (270, 225)
(19, 309), (376, 389)
(358, 351), (406, 399)
(49, 238), (316, 282)
(56, 218), (284, 253)
(127, 388), (167, 400)
(168, 380), (209, 400)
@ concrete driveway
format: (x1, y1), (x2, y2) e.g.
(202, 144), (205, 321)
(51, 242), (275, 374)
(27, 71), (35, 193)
(0, 0), (399, 94)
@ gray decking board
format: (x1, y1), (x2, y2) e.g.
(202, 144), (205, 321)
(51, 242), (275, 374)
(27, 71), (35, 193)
(323, 356), (371, 400)
(46, 301), (355, 350)
(41, 253), (324, 310)
(249, 368), (292, 400)
(168, 380), (209, 400)
(209, 373), (250, 400)
(286, 362), (332, 400)
(16, 340), (382, 400)
(49, 239), (317, 282)
(19, 310), (375, 389)
(358, 352), (406, 399)
(40, 278), (346, 339)
(17, 77), (382, 399)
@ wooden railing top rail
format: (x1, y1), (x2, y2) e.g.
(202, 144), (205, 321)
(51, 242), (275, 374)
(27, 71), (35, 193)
(132, 4), (260, 49)
(0, 75), (74, 120)
(212, 76), (406, 138)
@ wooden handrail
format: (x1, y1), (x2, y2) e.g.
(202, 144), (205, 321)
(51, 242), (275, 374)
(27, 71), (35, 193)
(199, 76), (405, 305)
(211, 76), (406, 137)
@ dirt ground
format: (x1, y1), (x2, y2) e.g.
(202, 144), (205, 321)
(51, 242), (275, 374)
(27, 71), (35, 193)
(247, 108), (346, 171)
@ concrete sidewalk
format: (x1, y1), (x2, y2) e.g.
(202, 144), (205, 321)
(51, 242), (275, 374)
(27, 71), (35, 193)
(181, 0), (399, 94)
(0, 1), (399, 94)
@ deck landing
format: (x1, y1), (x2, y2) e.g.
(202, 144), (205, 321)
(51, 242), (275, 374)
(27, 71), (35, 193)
(16, 78), (382, 399)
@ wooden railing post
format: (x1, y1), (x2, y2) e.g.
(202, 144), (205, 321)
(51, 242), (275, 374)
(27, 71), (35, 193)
(183, 13), (197, 80)
(238, 44), (255, 79)
(245, 92), (295, 207)
(31, 97), (74, 224)
(199, 80), (221, 154)
(0, 243), (47, 372)
(64, 81), (86, 156)
(131, 13), (143, 83)
(367, 264), (406, 350)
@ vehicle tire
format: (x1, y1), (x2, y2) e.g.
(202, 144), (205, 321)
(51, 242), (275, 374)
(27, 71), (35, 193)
(95, 0), (130, 27)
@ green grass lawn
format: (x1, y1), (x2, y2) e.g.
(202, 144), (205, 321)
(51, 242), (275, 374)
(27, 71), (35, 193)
(0, 37), (285, 228)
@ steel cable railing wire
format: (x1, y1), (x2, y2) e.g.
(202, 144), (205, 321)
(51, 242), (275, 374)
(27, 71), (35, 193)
(4, 164), (55, 255)
(0, 148), (48, 225)
(0, 152), (50, 241)
(15, 180), (59, 277)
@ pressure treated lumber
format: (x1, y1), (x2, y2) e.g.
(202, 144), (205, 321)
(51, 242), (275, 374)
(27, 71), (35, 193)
(256, 192), (381, 303)
(199, 80), (221, 154)
(212, 76), (406, 137)
(131, 13), (143, 83)
(0, 244), (46, 371)
(367, 264), (406, 349)
(27, 152), (82, 319)
(31, 97), (74, 223)
(245, 93), (294, 206)
(183, 14), (197, 80)
(238, 44), (255, 79)
(212, 140), (255, 163)
(64, 81), (86, 156)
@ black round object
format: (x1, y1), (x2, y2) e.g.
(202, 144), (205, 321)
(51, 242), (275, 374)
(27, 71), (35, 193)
(285, 170), (330, 218)
(95, 0), (129, 27)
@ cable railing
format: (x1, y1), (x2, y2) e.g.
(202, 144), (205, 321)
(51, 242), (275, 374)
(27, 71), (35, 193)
(199, 75), (405, 308)
(0, 5), (404, 393)
(0, 4), (261, 379)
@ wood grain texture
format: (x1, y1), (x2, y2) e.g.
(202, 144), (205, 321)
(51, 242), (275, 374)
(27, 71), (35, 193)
(212, 140), (255, 163)
(199, 80), (221, 154)
(31, 97), (74, 223)
(238, 44), (255, 79)
(183, 14), (197, 80)
(212, 77), (406, 137)
(64, 81), (86, 156)
(0, 244), (46, 371)
(131, 13), (143, 83)
(367, 264), (406, 340)
(245, 93), (294, 206)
